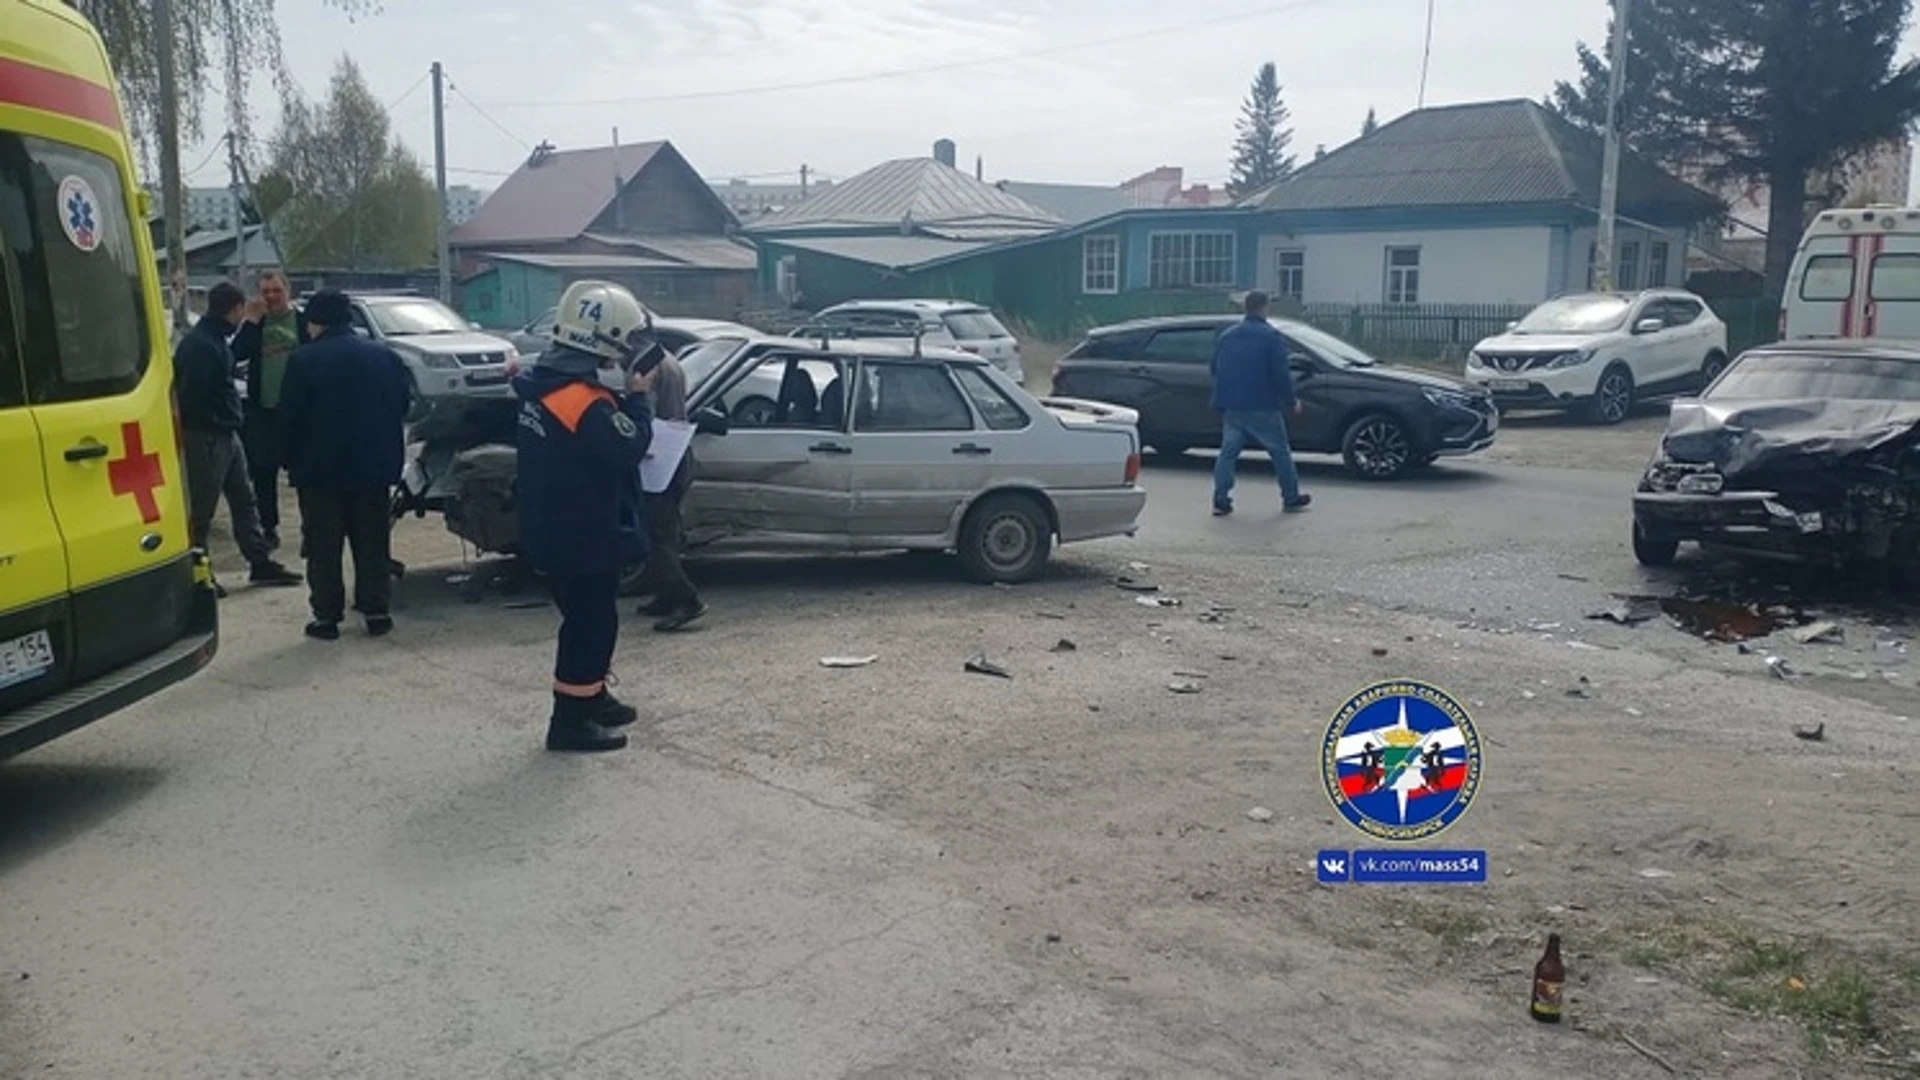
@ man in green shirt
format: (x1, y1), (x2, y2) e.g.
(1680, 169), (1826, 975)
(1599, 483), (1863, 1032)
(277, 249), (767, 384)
(232, 269), (309, 549)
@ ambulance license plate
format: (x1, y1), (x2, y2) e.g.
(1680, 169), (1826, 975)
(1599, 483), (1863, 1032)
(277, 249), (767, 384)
(0, 630), (55, 690)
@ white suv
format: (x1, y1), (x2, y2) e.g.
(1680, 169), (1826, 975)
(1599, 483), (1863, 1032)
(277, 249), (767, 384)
(1465, 290), (1729, 424)
(809, 299), (1025, 385)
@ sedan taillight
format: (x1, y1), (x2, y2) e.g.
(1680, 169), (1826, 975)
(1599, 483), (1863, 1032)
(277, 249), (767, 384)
(1124, 452), (1141, 485)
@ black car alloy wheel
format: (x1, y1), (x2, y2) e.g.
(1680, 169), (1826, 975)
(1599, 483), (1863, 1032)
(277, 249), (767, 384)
(1342, 413), (1413, 479)
(1593, 367), (1634, 425)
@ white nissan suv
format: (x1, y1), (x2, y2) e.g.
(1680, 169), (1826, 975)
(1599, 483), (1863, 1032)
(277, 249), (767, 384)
(1465, 290), (1729, 424)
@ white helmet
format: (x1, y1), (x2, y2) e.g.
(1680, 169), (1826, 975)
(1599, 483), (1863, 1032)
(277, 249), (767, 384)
(551, 280), (651, 361)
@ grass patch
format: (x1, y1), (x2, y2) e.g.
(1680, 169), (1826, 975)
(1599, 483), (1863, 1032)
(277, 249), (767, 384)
(1406, 905), (1489, 954)
(1599, 919), (1910, 1061)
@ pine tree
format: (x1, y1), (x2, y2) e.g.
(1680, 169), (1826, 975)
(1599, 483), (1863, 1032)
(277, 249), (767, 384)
(1552, 0), (1920, 304)
(1228, 63), (1296, 200)
(1362, 108), (1379, 138)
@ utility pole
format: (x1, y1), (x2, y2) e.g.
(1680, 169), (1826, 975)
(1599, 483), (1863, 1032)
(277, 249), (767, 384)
(799, 164), (809, 198)
(1417, 0), (1436, 108)
(612, 126), (626, 232)
(227, 130), (248, 285)
(1595, 0), (1631, 291)
(431, 61), (450, 304)
(155, 0), (188, 330)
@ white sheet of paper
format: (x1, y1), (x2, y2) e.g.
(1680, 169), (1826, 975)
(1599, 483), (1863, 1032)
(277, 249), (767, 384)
(639, 419), (697, 494)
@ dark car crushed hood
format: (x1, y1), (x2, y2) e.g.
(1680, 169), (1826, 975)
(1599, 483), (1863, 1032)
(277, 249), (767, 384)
(1660, 399), (1920, 479)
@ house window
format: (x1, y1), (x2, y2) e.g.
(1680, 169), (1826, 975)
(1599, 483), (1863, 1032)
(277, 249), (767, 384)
(1274, 249), (1305, 302)
(1647, 241), (1670, 288)
(1148, 232), (1236, 289)
(1617, 241), (1641, 290)
(1082, 235), (1119, 294)
(775, 255), (799, 300)
(1384, 246), (1420, 305)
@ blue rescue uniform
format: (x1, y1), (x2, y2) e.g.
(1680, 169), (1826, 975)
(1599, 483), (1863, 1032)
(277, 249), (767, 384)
(513, 356), (653, 687)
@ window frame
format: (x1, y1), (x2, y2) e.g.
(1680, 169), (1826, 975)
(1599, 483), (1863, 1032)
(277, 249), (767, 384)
(1139, 325), (1222, 365)
(1384, 245), (1421, 305)
(1081, 234), (1119, 295)
(951, 363), (1032, 431)
(1617, 240), (1642, 291)
(852, 360), (977, 434)
(1147, 230), (1237, 290)
(1647, 240), (1671, 288)
(1869, 253), (1920, 301)
(1799, 254), (1856, 302)
(1, 132), (152, 406)
(1274, 248), (1305, 302)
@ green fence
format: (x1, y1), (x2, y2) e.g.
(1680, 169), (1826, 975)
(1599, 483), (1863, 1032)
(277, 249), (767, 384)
(1294, 302), (1530, 361)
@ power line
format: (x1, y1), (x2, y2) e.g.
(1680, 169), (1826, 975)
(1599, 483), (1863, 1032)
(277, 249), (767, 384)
(385, 70), (431, 114)
(472, 0), (1340, 109)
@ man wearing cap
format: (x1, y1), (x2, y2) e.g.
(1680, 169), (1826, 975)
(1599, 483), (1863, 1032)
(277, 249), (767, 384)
(279, 289), (413, 641)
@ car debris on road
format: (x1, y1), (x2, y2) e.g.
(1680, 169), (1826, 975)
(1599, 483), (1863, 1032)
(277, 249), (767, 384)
(965, 654), (1012, 679)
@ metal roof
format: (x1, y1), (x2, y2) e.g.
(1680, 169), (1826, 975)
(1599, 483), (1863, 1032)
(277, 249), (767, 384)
(579, 232), (757, 271)
(1248, 99), (1720, 220)
(450, 142), (666, 246)
(760, 234), (993, 269)
(483, 252), (685, 272)
(744, 158), (1061, 236)
(993, 181), (1138, 225)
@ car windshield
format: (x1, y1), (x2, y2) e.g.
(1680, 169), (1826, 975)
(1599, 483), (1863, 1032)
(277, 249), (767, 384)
(942, 310), (1011, 340)
(1277, 321), (1380, 368)
(679, 337), (750, 389)
(1707, 352), (1920, 402)
(1514, 295), (1633, 334)
(366, 299), (470, 336)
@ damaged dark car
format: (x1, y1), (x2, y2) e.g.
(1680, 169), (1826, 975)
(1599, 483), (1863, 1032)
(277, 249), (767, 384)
(1632, 341), (1920, 577)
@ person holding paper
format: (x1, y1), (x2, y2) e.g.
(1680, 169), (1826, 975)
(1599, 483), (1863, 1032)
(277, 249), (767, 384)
(633, 340), (707, 632)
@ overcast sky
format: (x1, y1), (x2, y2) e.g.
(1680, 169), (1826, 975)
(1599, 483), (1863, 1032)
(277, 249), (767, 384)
(175, 0), (1918, 194)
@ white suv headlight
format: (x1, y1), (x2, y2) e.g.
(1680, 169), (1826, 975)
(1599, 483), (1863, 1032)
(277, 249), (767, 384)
(1542, 349), (1594, 370)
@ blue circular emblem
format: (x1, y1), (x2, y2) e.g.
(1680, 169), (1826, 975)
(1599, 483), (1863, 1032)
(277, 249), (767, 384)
(1320, 680), (1482, 843)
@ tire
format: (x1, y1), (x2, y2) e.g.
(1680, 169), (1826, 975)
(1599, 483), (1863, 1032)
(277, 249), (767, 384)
(1700, 351), (1729, 390)
(1151, 440), (1192, 458)
(1341, 412), (1415, 480)
(957, 492), (1053, 584)
(1632, 519), (1679, 566)
(731, 395), (776, 426)
(1586, 365), (1635, 425)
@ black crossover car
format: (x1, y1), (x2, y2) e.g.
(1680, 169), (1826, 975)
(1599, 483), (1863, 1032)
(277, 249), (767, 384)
(1051, 315), (1498, 478)
(1632, 341), (1920, 572)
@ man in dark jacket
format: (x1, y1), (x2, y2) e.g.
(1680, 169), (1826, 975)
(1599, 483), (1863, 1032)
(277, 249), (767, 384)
(231, 269), (309, 549)
(279, 289), (412, 641)
(516, 280), (657, 753)
(173, 280), (303, 593)
(1210, 291), (1311, 517)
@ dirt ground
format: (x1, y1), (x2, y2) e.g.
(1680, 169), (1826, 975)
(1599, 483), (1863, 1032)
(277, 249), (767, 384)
(169, 403), (1915, 1078)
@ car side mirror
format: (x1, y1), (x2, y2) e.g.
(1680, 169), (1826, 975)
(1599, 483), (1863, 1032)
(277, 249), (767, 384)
(1634, 318), (1664, 335)
(693, 405), (730, 436)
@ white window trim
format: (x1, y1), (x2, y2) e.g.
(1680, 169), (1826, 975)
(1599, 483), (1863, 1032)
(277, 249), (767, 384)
(1081, 235), (1119, 295)
(1274, 248), (1305, 301)
(1384, 245), (1421, 305)
(1147, 230), (1237, 290)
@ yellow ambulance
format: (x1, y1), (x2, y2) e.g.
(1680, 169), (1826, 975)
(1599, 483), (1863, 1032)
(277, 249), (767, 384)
(1, 0), (217, 758)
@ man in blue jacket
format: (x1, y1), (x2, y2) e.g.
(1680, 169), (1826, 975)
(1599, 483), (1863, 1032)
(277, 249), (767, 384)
(515, 281), (657, 753)
(1210, 291), (1311, 516)
(279, 290), (412, 641)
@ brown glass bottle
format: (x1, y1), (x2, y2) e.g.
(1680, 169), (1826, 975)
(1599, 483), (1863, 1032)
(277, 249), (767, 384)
(1530, 933), (1566, 1023)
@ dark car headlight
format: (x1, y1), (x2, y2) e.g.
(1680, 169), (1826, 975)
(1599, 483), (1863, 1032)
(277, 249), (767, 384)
(1422, 387), (1477, 410)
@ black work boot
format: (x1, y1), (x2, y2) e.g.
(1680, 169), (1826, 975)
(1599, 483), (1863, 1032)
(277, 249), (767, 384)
(653, 597), (708, 633)
(250, 560), (303, 586)
(545, 693), (628, 753)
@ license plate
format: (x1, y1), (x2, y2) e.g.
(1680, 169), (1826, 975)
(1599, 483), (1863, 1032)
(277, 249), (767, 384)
(1487, 379), (1530, 392)
(1677, 473), (1724, 494)
(0, 629), (55, 691)
(465, 373), (507, 387)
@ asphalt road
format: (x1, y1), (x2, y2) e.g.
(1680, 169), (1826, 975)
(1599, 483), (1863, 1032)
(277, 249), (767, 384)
(1127, 449), (1654, 629)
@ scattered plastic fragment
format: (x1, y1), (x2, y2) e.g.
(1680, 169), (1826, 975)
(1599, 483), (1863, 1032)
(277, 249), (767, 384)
(820, 655), (878, 668)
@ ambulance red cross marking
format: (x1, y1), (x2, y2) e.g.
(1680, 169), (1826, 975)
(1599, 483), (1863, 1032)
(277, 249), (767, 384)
(107, 421), (164, 524)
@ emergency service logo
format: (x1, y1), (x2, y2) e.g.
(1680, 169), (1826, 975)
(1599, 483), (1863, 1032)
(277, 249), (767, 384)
(58, 176), (103, 253)
(1320, 680), (1482, 843)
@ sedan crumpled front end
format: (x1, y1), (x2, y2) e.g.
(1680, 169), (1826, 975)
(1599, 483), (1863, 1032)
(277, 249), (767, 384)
(1632, 398), (1920, 565)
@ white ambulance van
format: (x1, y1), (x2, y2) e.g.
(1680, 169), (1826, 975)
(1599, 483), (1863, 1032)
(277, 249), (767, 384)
(1780, 205), (1920, 341)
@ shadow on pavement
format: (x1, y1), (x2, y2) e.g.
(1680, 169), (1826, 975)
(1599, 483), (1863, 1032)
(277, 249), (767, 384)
(0, 762), (167, 878)
(1144, 448), (1501, 488)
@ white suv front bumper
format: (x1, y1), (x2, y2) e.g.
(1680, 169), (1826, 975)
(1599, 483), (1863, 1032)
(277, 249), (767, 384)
(1463, 355), (1603, 409)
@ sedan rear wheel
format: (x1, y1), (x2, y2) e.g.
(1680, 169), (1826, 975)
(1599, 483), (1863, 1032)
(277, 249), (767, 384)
(731, 395), (776, 427)
(1341, 413), (1414, 480)
(958, 492), (1053, 584)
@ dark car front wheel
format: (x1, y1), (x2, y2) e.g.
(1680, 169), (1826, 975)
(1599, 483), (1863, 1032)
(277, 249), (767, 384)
(1632, 518), (1679, 566)
(1341, 413), (1415, 480)
(958, 492), (1052, 584)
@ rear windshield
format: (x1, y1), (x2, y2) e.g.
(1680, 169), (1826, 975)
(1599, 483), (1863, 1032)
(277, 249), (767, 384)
(1709, 352), (1920, 402)
(942, 309), (1010, 339)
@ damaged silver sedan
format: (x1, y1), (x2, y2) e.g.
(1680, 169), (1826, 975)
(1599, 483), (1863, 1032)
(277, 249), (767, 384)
(671, 333), (1148, 583)
(1632, 341), (1920, 575)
